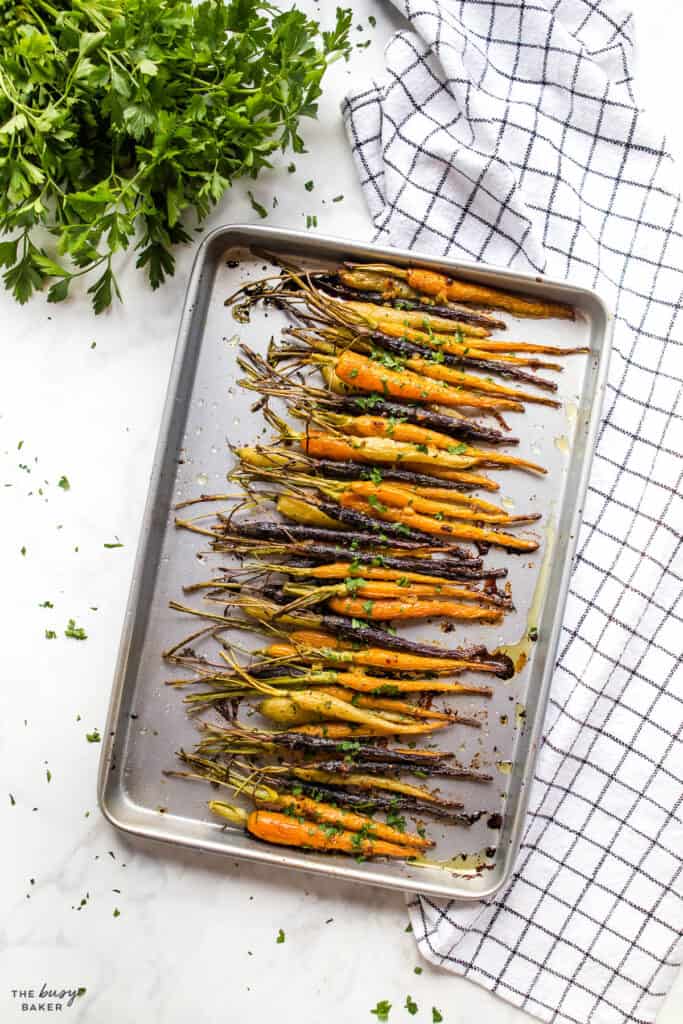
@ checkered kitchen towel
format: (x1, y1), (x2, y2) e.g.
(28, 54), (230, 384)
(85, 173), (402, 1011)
(343, 2), (683, 1022)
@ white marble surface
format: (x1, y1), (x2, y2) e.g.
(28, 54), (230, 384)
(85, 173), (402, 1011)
(1, 3), (681, 1022)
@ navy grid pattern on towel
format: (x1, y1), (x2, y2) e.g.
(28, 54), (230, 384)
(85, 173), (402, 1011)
(342, 2), (682, 1023)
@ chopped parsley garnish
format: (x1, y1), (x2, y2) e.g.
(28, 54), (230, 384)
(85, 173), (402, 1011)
(86, 729), (101, 743)
(39, 600), (54, 608)
(65, 619), (87, 640)
(276, 928), (285, 943)
(405, 995), (418, 1016)
(58, 475), (70, 490)
(247, 191), (268, 219)
(370, 1000), (391, 1021)
(432, 1009), (443, 1023)
(367, 494), (387, 512)
(447, 443), (468, 455)
(304, 180), (314, 191)
(45, 629), (57, 639)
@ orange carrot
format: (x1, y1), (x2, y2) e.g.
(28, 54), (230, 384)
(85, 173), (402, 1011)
(327, 595), (501, 622)
(404, 267), (574, 319)
(340, 493), (539, 551)
(403, 464), (500, 490)
(362, 317), (562, 368)
(265, 794), (431, 849)
(246, 808), (417, 858)
(317, 687), (456, 719)
(302, 432), (542, 478)
(334, 350), (523, 411)
(343, 480), (539, 519)
(265, 637), (505, 675)
(404, 356), (560, 407)
(337, 421), (545, 474)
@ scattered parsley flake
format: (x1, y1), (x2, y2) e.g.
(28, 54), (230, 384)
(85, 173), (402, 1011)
(304, 179), (314, 191)
(371, 1001), (391, 1022)
(447, 443), (468, 455)
(17, 440), (23, 450)
(39, 600), (54, 608)
(9, 793), (16, 806)
(528, 626), (539, 641)
(46, 769), (52, 783)
(20, 546), (26, 556)
(413, 966), (422, 975)
(113, 908), (120, 918)
(58, 475), (70, 490)
(247, 191), (268, 219)
(432, 1009), (443, 1023)
(305, 214), (318, 229)
(45, 629), (57, 639)
(287, 162), (296, 173)
(276, 928), (285, 944)
(369, 15), (377, 27)
(86, 729), (101, 743)
(332, 194), (344, 203)
(405, 995), (418, 1016)
(65, 619), (87, 640)
(104, 540), (124, 549)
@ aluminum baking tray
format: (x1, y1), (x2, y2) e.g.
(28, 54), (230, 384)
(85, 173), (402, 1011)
(98, 224), (612, 900)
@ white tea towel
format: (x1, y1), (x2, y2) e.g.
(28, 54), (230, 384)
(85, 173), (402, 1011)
(343, 2), (683, 1023)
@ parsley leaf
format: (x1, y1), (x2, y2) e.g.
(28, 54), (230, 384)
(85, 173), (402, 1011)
(371, 1000), (391, 1021)
(0, 4), (352, 313)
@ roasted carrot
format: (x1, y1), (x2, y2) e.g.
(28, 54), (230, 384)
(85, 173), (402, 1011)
(290, 766), (458, 805)
(340, 299), (491, 338)
(263, 794), (431, 849)
(257, 688), (452, 735)
(315, 687), (456, 720)
(342, 480), (541, 517)
(327, 595), (502, 622)
(340, 494), (539, 552)
(332, 671), (492, 696)
(362, 319), (562, 369)
(334, 350), (523, 411)
(402, 355), (560, 407)
(282, 572), (508, 605)
(302, 432), (544, 476)
(327, 417), (545, 473)
(246, 808), (417, 858)
(265, 639), (508, 676)
(349, 264), (574, 319)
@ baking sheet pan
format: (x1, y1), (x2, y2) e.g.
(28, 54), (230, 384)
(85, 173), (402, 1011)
(98, 224), (612, 900)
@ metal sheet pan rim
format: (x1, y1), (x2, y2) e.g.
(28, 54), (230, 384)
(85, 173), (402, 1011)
(98, 223), (614, 901)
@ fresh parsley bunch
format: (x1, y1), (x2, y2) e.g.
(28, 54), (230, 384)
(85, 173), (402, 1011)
(0, 0), (351, 312)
